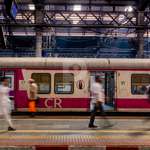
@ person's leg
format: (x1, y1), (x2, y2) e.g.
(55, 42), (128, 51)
(29, 101), (36, 117)
(99, 102), (112, 126)
(99, 102), (106, 116)
(0, 114), (4, 129)
(2, 108), (13, 127)
(3, 110), (15, 130)
(89, 103), (97, 127)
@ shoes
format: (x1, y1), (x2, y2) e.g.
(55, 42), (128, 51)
(30, 113), (35, 118)
(8, 126), (16, 131)
(88, 125), (98, 128)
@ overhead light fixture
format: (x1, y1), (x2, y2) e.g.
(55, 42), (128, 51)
(73, 20), (79, 24)
(73, 5), (81, 11)
(124, 6), (133, 12)
(28, 4), (35, 10)
(118, 15), (125, 22)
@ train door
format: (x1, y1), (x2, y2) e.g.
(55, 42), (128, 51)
(105, 72), (115, 110)
(90, 71), (115, 111)
(0, 70), (15, 111)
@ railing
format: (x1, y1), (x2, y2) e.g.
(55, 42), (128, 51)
(0, 49), (149, 58)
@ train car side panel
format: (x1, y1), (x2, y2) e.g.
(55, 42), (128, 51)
(116, 71), (150, 111)
(17, 69), (90, 112)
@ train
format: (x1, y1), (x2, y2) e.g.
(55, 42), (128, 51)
(0, 57), (150, 112)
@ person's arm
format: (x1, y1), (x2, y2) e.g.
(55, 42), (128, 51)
(0, 87), (3, 97)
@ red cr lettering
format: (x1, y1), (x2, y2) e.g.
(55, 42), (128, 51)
(45, 98), (62, 108)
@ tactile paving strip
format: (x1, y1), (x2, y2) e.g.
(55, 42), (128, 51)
(0, 135), (150, 146)
(0, 147), (33, 150)
(1, 146), (150, 150)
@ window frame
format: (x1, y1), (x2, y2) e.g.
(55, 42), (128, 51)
(131, 73), (150, 95)
(54, 73), (74, 94)
(31, 73), (51, 94)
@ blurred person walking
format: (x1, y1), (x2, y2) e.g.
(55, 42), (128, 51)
(88, 76), (111, 128)
(146, 84), (150, 100)
(28, 78), (38, 117)
(0, 77), (16, 131)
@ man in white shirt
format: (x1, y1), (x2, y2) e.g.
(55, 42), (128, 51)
(89, 76), (110, 128)
(0, 77), (16, 131)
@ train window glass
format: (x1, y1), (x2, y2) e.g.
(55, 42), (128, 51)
(31, 73), (51, 94)
(131, 74), (150, 95)
(0, 77), (13, 90)
(6, 77), (12, 89)
(0, 71), (15, 90)
(54, 73), (74, 94)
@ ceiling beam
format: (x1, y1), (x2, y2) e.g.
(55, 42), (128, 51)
(138, 0), (150, 11)
(0, 26), (6, 48)
(0, 0), (137, 6)
(0, 23), (149, 29)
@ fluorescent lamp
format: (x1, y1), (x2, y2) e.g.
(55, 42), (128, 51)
(125, 6), (133, 12)
(73, 20), (79, 24)
(73, 5), (81, 11)
(28, 4), (35, 10)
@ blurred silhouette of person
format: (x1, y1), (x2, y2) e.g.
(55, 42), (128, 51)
(0, 77), (16, 131)
(146, 84), (150, 100)
(28, 78), (38, 117)
(89, 76), (111, 128)
(140, 85), (147, 94)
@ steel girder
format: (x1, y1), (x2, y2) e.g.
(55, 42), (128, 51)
(0, 10), (150, 29)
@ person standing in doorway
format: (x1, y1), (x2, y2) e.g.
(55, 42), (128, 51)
(146, 84), (150, 100)
(28, 78), (38, 117)
(0, 77), (16, 131)
(89, 76), (111, 128)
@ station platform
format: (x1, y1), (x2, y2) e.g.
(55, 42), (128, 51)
(0, 116), (150, 149)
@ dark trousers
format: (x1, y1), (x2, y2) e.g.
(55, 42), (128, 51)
(89, 102), (108, 126)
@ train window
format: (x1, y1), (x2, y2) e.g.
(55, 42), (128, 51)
(54, 73), (74, 94)
(131, 74), (150, 95)
(6, 76), (13, 89)
(31, 73), (51, 94)
(0, 71), (15, 90)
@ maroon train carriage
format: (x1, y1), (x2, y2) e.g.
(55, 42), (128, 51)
(0, 58), (150, 112)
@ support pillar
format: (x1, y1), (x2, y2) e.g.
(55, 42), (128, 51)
(136, 11), (145, 58)
(35, 4), (44, 57)
(36, 29), (42, 57)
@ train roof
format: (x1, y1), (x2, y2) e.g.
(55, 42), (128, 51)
(0, 57), (150, 69)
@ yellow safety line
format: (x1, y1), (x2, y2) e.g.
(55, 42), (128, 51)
(10, 118), (150, 121)
(0, 129), (149, 133)
(0, 135), (149, 140)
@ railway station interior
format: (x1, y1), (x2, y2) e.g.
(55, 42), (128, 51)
(0, 0), (150, 149)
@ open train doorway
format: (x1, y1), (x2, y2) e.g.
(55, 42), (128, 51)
(90, 71), (115, 111)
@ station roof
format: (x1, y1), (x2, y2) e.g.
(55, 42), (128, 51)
(0, 0), (149, 49)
